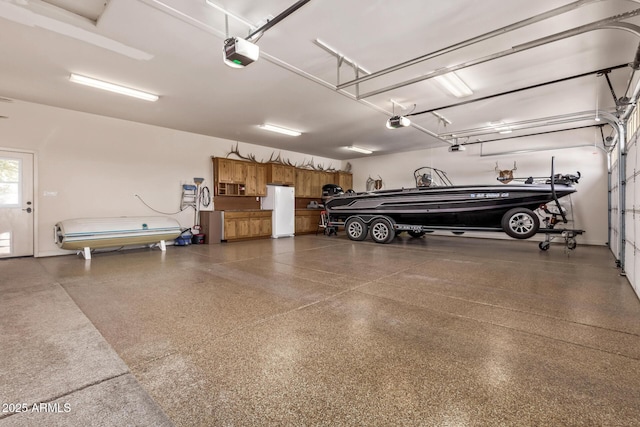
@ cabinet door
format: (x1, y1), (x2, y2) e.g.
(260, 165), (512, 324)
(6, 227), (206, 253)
(218, 159), (238, 184)
(322, 172), (334, 187)
(224, 218), (237, 240)
(271, 164), (283, 183)
(343, 173), (353, 190)
(336, 172), (353, 190)
(284, 166), (295, 185)
(311, 171), (321, 198)
(233, 161), (247, 183)
(245, 163), (257, 195)
(256, 164), (267, 196)
(236, 218), (250, 238)
(295, 170), (305, 195)
(260, 217), (272, 236)
(250, 218), (261, 236)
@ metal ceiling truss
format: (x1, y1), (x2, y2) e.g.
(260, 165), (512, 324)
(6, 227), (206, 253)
(438, 110), (616, 140)
(352, 8), (640, 99)
(337, 0), (608, 90)
(407, 64), (629, 118)
(465, 124), (601, 145)
(335, 0), (640, 98)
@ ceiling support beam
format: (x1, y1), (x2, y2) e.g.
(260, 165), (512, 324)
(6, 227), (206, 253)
(336, 0), (608, 90)
(355, 8), (640, 99)
(246, 0), (311, 42)
(463, 125), (600, 145)
(438, 110), (616, 139)
(407, 64), (629, 117)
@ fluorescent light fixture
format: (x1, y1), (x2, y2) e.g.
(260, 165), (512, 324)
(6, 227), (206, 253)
(434, 72), (473, 98)
(69, 74), (159, 101)
(488, 121), (512, 134)
(258, 124), (301, 136)
(386, 115), (411, 129)
(346, 145), (373, 154)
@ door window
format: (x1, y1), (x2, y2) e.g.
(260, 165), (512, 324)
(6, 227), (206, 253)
(0, 157), (21, 207)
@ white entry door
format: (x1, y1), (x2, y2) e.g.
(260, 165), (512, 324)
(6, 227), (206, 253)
(0, 150), (34, 257)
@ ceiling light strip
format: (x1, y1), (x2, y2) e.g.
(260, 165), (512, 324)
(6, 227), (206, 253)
(434, 72), (473, 98)
(259, 124), (301, 136)
(346, 145), (372, 154)
(69, 74), (159, 101)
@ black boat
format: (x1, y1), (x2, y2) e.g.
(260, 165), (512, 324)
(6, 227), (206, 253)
(325, 163), (580, 243)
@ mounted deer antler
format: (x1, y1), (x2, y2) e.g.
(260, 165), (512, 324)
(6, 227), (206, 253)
(227, 143), (258, 162)
(495, 161), (517, 184)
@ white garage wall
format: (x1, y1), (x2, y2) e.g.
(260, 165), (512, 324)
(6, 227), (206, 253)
(347, 140), (609, 246)
(0, 100), (341, 257)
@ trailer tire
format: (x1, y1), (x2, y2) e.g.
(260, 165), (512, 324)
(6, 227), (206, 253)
(345, 217), (368, 241)
(370, 218), (395, 244)
(501, 208), (540, 239)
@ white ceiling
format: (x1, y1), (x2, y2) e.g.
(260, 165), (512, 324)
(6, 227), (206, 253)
(0, 0), (638, 159)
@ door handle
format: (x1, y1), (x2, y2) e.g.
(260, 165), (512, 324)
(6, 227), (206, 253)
(22, 207), (32, 213)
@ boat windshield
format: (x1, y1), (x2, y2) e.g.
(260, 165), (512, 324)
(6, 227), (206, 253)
(414, 167), (453, 188)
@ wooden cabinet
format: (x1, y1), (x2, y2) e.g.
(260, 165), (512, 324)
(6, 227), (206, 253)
(233, 161), (247, 183)
(213, 157), (267, 196)
(199, 211), (221, 244)
(215, 158), (243, 184)
(215, 158), (232, 183)
(213, 157), (351, 198)
(335, 172), (353, 191)
(295, 209), (322, 234)
(222, 210), (272, 241)
(310, 171), (321, 198)
(214, 158), (245, 196)
(245, 163), (257, 196)
(256, 164), (267, 196)
(295, 169), (313, 197)
(267, 163), (295, 186)
(243, 163), (268, 197)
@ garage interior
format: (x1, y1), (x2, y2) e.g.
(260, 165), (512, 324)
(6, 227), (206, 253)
(1, 0), (640, 425)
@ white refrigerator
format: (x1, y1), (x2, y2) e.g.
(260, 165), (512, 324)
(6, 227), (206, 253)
(261, 185), (295, 238)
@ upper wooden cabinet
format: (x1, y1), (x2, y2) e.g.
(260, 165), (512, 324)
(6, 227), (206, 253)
(213, 157), (351, 198)
(255, 164), (267, 196)
(335, 172), (353, 191)
(267, 163), (295, 186)
(213, 157), (265, 196)
(245, 163), (257, 196)
(295, 169), (312, 197)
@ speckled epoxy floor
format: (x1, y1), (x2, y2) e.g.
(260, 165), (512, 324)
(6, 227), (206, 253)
(3, 234), (640, 426)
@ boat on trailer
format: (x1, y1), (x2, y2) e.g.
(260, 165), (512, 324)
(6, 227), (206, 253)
(325, 160), (581, 245)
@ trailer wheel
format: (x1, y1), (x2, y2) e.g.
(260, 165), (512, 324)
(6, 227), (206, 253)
(345, 217), (368, 241)
(370, 218), (395, 244)
(501, 208), (540, 239)
(538, 241), (550, 251)
(408, 231), (425, 238)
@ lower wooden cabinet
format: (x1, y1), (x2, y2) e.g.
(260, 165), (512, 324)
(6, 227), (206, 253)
(200, 210), (272, 242)
(223, 211), (271, 241)
(295, 209), (322, 234)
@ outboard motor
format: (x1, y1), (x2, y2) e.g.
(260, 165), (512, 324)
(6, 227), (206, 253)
(322, 184), (344, 205)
